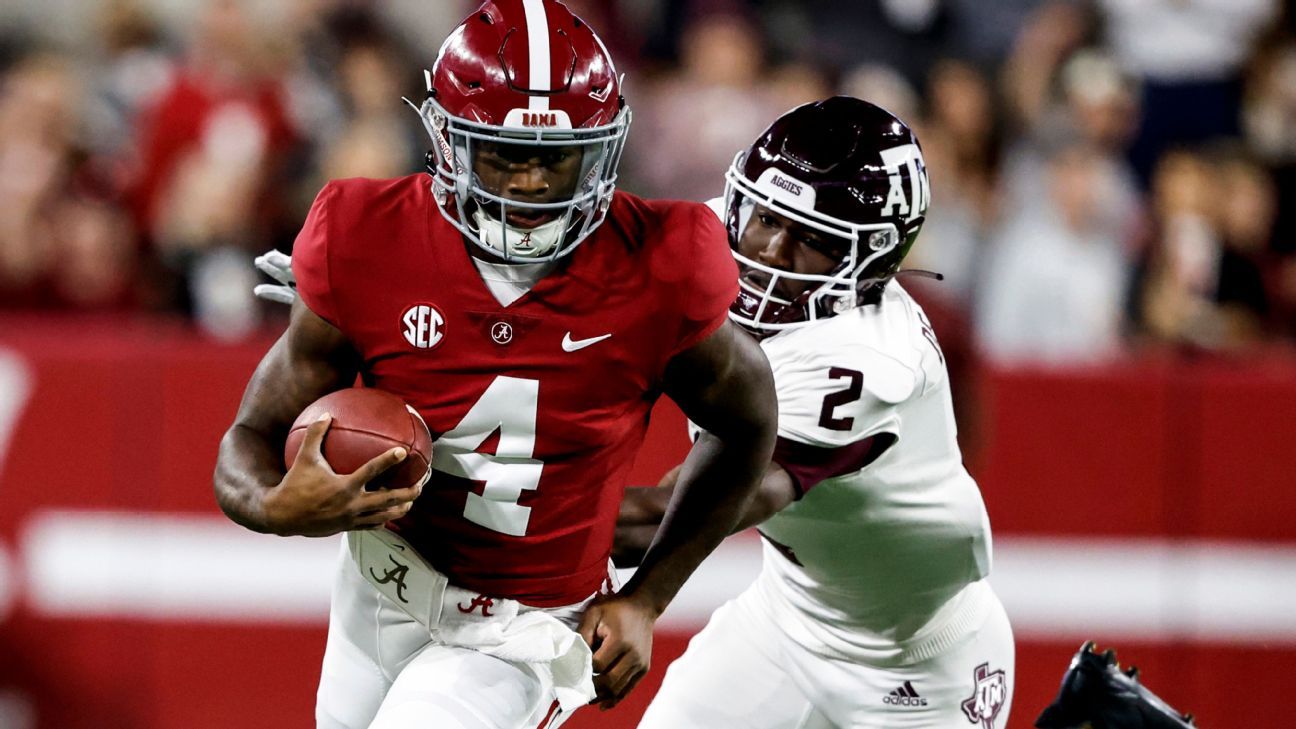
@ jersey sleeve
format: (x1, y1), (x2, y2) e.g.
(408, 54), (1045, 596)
(669, 205), (739, 357)
(291, 182), (342, 327)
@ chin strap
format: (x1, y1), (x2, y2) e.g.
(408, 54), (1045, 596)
(894, 268), (945, 282)
(852, 268), (945, 307)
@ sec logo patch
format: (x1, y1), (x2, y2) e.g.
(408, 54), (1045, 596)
(401, 303), (446, 349)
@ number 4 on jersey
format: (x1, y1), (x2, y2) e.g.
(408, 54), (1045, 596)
(431, 376), (543, 537)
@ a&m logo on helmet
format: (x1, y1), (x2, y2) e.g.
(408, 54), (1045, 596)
(401, 303), (446, 350)
(879, 143), (929, 222)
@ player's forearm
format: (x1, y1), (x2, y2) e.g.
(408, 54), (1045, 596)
(619, 430), (770, 614)
(213, 424), (287, 534)
(615, 460), (793, 566)
(214, 304), (359, 534)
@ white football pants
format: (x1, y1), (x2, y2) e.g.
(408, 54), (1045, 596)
(314, 540), (582, 729)
(638, 578), (1015, 729)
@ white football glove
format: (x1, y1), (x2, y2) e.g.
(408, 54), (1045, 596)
(253, 249), (297, 305)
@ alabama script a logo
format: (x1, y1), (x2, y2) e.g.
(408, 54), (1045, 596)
(368, 555), (411, 604)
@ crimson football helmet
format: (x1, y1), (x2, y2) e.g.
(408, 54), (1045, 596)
(410, 0), (630, 261)
(726, 96), (930, 332)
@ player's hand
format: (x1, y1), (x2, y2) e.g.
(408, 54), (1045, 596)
(577, 592), (659, 710)
(264, 413), (421, 537)
(253, 249), (297, 305)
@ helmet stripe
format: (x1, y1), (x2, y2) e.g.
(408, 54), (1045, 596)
(521, 0), (551, 111)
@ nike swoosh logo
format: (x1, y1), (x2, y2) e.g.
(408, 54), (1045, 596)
(562, 332), (612, 352)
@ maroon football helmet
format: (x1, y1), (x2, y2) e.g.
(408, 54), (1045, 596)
(411, 0), (630, 261)
(726, 96), (930, 333)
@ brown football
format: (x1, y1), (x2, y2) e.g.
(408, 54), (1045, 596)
(284, 388), (433, 491)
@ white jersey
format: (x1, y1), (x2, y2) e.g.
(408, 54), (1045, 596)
(751, 281), (994, 665)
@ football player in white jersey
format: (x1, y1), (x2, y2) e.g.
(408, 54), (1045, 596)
(619, 96), (1015, 729)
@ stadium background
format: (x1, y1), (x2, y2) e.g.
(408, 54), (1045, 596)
(1, 0), (1295, 727)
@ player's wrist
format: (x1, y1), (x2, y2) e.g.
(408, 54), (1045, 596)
(617, 576), (673, 618)
(259, 484), (303, 537)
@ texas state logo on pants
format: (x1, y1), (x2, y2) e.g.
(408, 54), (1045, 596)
(961, 662), (1008, 728)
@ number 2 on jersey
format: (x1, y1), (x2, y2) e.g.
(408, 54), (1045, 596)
(431, 376), (543, 537)
(818, 367), (863, 431)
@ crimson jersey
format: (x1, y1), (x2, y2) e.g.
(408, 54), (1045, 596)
(292, 175), (736, 606)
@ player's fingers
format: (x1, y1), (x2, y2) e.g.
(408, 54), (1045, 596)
(356, 483), (421, 512)
(254, 251), (295, 283)
(590, 666), (617, 706)
(603, 670), (646, 710)
(299, 413), (333, 465)
(348, 447), (408, 489)
(352, 503), (413, 528)
(591, 633), (627, 675)
(253, 284), (296, 305)
(362, 479), (422, 508)
(591, 650), (637, 709)
(576, 605), (602, 651)
(265, 249), (293, 268)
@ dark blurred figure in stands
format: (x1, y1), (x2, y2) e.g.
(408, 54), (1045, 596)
(977, 139), (1135, 366)
(0, 51), (142, 311)
(903, 58), (1002, 464)
(130, 0), (298, 337)
(1036, 642), (1198, 729)
(1136, 145), (1278, 351)
(1242, 2), (1296, 341)
(84, 0), (175, 170)
(629, 8), (788, 201)
(1099, 0), (1280, 186)
(1002, 48), (1142, 247)
(909, 58), (1001, 313)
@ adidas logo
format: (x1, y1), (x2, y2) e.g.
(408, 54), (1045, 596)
(883, 681), (928, 708)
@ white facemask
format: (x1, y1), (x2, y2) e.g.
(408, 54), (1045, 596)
(471, 208), (569, 260)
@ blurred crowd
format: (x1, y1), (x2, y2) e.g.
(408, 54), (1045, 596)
(1, 0), (1294, 365)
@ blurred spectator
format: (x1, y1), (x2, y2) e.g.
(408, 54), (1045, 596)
(1001, 49), (1143, 245)
(906, 58), (1000, 312)
(1244, 22), (1296, 337)
(0, 54), (83, 308)
(899, 59), (1000, 461)
(840, 62), (921, 123)
(133, 0), (297, 237)
(0, 48), (146, 312)
(628, 11), (785, 201)
(1244, 34), (1296, 165)
(761, 0), (951, 88)
(947, 0), (1057, 67)
(767, 61), (831, 111)
(1001, 0), (1099, 131)
(976, 142), (1134, 366)
(49, 199), (139, 311)
(316, 36), (419, 182)
(1137, 147), (1274, 350)
(0, 0), (1285, 360)
(83, 0), (175, 164)
(1099, 0), (1281, 184)
(131, 0), (300, 334)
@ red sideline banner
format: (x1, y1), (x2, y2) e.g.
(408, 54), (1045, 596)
(0, 316), (1294, 729)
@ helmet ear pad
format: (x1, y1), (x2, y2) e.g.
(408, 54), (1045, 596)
(725, 96), (929, 333)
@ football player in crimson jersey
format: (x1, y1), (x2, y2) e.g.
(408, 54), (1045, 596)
(620, 97), (1016, 729)
(213, 2), (776, 728)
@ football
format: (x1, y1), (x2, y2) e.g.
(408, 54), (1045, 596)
(284, 387), (433, 491)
